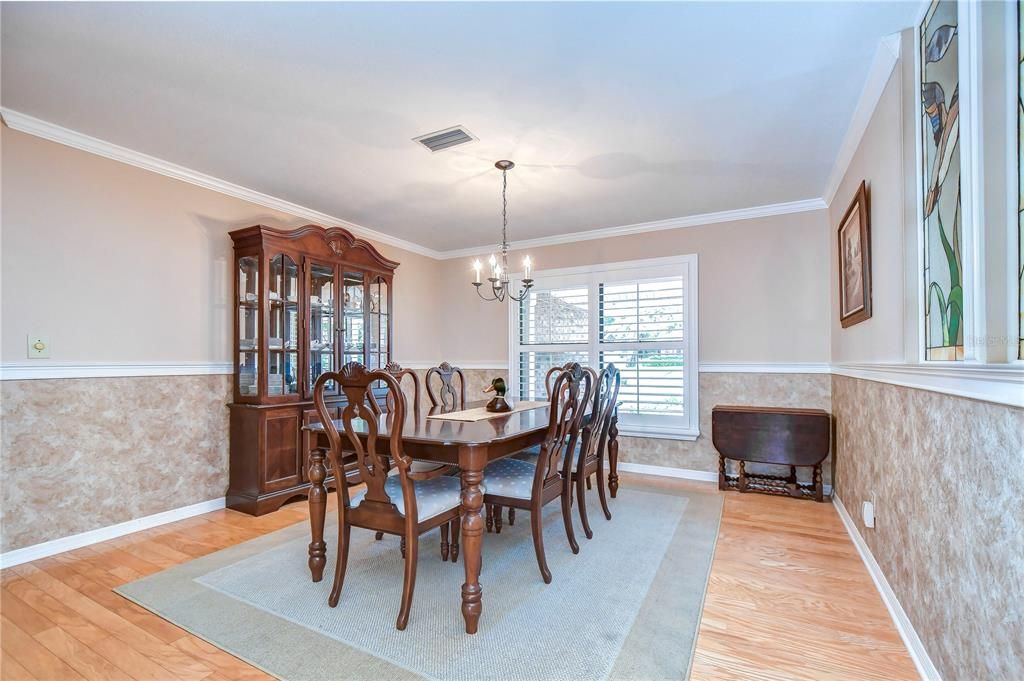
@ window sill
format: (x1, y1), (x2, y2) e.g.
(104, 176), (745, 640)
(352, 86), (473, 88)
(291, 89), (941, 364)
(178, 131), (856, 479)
(614, 426), (699, 442)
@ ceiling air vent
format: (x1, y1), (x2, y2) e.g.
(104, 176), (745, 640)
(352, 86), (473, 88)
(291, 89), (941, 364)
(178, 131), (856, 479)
(412, 125), (477, 153)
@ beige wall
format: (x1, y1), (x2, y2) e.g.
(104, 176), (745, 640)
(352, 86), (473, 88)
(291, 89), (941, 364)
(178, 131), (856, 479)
(439, 209), (831, 365)
(828, 64), (908, 363)
(0, 128), (443, 366)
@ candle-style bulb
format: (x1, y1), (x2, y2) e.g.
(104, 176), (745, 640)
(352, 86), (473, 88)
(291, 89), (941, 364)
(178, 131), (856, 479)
(472, 259), (481, 283)
(523, 256), (532, 279)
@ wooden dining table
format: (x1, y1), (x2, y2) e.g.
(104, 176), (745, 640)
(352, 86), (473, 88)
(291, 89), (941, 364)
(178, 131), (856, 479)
(303, 397), (620, 634)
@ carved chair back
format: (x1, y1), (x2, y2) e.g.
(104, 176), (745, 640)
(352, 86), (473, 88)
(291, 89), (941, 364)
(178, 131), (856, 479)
(535, 362), (593, 488)
(313, 362), (418, 521)
(579, 364), (620, 468)
(425, 361), (467, 411)
(544, 361), (577, 398)
(366, 361), (421, 416)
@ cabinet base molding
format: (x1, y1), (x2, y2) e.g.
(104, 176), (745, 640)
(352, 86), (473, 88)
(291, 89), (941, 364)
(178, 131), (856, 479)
(226, 485), (320, 517)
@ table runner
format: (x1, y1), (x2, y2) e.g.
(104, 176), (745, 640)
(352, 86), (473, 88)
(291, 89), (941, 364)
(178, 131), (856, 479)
(426, 400), (548, 422)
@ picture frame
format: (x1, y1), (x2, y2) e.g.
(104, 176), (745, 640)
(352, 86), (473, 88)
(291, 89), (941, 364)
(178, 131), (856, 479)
(837, 181), (872, 328)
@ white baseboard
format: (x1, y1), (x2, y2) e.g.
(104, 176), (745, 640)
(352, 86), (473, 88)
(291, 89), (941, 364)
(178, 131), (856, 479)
(618, 461), (835, 496)
(832, 494), (941, 681)
(617, 462), (719, 483)
(0, 497), (226, 569)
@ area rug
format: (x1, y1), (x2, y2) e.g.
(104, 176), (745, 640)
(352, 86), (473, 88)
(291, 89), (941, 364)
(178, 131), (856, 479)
(116, 484), (722, 681)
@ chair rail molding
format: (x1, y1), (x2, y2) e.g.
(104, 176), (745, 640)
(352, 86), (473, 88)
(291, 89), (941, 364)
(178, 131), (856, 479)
(698, 362), (832, 374)
(0, 362), (234, 380)
(831, 361), (1024, 409)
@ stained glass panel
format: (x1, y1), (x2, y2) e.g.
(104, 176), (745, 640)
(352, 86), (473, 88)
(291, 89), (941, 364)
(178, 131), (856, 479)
(1018, 0), (1023, 358)
(921, 0), (965, 360)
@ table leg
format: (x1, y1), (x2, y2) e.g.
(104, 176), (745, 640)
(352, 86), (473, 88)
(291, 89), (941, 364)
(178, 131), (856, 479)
(459, 445), (487, 634)
(607, 415), (620, 499)
(308, 447), (328, 582)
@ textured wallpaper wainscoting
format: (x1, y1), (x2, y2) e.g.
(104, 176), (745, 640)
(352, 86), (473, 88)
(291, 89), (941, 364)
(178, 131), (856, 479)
(455, 369), (832, 478)
(832, 375), (1024, 680)
(1, 375), (232, 553)
(1, 369), (830, 554)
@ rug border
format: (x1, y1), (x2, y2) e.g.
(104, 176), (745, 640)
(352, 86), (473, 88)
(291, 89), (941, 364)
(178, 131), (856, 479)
(115, 483), (724, 681)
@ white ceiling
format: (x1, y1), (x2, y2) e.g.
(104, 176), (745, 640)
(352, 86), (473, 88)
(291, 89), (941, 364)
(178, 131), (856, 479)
(1, 2), (917, 252)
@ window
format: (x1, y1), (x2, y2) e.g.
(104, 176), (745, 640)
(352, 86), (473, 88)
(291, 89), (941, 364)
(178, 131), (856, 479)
(510, 255), (698, 439)
(920, 0), (967, 361)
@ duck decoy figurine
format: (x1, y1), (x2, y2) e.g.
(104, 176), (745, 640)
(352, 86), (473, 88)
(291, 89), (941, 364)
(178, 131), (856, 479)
(483, 377), (513, 413)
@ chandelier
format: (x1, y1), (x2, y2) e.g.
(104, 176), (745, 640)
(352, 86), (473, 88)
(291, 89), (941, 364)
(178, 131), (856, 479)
(472, 160), (533, 302)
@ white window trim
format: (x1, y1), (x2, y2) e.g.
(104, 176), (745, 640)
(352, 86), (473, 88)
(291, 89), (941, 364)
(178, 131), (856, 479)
(508, 254), (699, 441)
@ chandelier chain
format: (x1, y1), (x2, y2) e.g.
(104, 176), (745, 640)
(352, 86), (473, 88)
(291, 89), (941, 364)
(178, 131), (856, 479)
(501, 168), (508, 253)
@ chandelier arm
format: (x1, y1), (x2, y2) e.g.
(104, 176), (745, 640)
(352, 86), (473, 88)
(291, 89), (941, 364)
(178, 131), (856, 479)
(474, 284), (499, 302)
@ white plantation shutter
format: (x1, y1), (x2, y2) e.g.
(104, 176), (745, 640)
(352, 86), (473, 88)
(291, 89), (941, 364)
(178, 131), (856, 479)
(511, 256), (698, 438)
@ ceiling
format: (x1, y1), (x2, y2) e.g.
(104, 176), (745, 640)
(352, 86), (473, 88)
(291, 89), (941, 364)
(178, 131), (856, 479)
(1, 2), (917, 253)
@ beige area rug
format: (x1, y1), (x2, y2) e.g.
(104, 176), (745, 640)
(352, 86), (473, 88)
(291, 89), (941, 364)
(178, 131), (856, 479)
(116, 483), (723, 681)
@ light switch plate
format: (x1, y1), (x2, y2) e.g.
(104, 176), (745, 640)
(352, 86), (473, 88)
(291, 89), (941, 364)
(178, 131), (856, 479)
(27, 333), (50, 358)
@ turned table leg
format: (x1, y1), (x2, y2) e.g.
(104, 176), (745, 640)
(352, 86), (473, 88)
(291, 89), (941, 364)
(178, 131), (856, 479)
(607, 414), (620, 499)
(308, 447), (328, 582)
(459, 445), (487, 634)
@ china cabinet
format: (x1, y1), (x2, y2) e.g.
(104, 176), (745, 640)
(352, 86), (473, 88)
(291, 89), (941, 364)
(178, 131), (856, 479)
(228, 224), (398, 515)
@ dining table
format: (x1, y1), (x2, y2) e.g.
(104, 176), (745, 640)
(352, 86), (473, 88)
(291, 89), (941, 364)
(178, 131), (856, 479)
(303, 397), (620, 634)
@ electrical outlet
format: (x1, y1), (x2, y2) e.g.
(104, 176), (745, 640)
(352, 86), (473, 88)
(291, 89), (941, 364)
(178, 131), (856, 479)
(27, 333), (50, 358)
(862, 501), (875, 529)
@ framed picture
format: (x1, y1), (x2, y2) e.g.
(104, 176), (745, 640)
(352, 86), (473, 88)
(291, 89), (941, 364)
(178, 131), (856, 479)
(837, 181), (872, 328)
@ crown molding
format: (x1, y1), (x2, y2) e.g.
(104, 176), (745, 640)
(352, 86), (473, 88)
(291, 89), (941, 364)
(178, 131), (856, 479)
(0, 108), (444, 259)
(822, 33), (902, 207)
(436, 198), (827, 259)
(3, 108), (831, 261)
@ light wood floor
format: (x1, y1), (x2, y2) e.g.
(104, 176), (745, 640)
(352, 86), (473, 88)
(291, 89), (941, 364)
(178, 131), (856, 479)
(0, 474), (919, 681)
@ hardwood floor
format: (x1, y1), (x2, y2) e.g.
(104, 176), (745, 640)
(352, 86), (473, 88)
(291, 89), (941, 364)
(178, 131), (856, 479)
(0, 474), (919, 681)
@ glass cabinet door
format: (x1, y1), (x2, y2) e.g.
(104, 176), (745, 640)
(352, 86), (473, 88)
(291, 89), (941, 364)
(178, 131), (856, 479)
(368, 275), (390, 371)
(268, 254), (299, 396)
(308, 262), (337, 394)
(237, 255), (259, 397)
(342, 272), (366, 367)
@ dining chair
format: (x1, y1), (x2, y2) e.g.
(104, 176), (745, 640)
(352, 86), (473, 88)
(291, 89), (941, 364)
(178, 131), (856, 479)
(372, 360), (421, 415)
(481, 362), (593, 583)
(570, 364), (620, 539)
(425, 361), (467, 411)
(314, 362), (464, 630)
(366, 361), (456, 557)
(487, 361), (582, 534)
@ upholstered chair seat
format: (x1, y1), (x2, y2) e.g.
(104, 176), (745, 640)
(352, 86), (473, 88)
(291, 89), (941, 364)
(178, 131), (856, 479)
(351, 475), (468, 522)
(483, 458), (537, 499)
